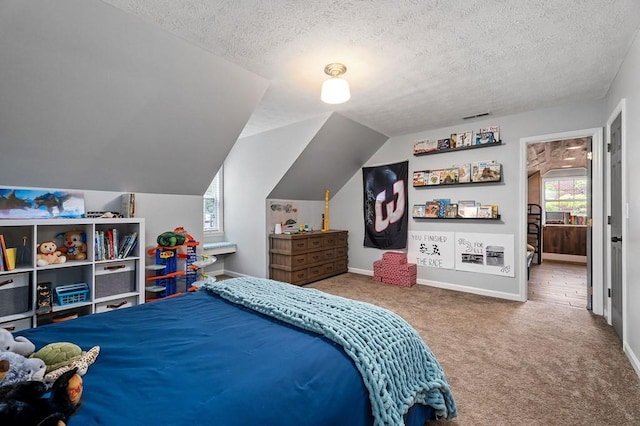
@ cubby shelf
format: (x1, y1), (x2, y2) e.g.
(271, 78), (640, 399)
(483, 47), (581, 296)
(413, 140), (502, 156)
(0, 218), (145, 331)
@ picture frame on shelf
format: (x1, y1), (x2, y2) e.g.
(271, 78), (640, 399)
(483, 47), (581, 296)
(0, 188), (85, 219)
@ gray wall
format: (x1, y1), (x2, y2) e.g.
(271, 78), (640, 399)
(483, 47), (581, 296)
(331, 100), (603, 299)
(605, 31), (640, 373)
(0, 0), (267, 195)
(224, 114), (331, 278)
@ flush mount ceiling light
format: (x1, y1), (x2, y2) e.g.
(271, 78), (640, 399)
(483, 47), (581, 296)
(321, 63), (351, 104)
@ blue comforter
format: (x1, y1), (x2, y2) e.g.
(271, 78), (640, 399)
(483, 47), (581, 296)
(17, 284), (440, 425)
(204, 277), (457, 424)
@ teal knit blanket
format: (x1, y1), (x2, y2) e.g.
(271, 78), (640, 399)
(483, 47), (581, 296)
(202, 277), (457, 425)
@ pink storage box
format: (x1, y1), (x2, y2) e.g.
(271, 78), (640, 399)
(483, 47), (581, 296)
(381, 275), (415, 287)
(381, 251), (407, 264)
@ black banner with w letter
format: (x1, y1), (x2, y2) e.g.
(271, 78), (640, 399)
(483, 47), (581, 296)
(362, 161), (408, 249)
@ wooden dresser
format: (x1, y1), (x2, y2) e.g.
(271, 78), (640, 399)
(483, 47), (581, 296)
(269, 230), (348, 285)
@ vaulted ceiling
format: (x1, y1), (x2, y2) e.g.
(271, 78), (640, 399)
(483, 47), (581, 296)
(103, 0), (640, 137)
(527, 138), (589, 176)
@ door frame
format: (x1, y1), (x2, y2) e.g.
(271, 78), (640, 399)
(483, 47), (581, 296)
(518, 128), (604, 314)
(605, 98), (627, 343)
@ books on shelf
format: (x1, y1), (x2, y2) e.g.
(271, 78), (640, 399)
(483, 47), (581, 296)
(437, 138), (451, 150)
(412, 204), (426, 218)
(413, 171), (427, 187)
(477, 205), (493, 218)
(117, 232), (138, 259)
(444, 203), (459, 218)
(426, 170), (442, 185)
(454, 164), (471, 183)
(413, 139), (438, 155)
(0, 234), (11, 271)
(480, 126), (500, 142)
(122, 193), (136, 218)
(439, 168), (459, 184)
(471, 160), (501, 182)
(458, 131), (473, 147)
(94, 230), (137, 260)
(425, 201), (440, 218)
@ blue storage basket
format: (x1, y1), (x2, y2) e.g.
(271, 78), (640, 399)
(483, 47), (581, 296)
(55, 283), (89, 306)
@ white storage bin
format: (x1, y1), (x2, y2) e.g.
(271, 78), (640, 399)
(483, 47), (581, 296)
(94, 261), (137, 298)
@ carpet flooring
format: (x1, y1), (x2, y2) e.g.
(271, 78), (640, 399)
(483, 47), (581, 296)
(306, 273), (640, 426)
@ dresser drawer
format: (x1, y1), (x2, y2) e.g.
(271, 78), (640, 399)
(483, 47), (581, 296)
(335, 246), (348, 257)
(271, 253), (307, 268)
(308, 262), (336, 280)
(307, 251), (324, 264)
(308, 236), (323, 250)
(322, 249), (335, 260)
(323, 234), (337, 248)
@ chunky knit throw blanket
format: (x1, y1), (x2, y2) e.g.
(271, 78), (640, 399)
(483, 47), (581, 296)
(203, 277), (457, 425)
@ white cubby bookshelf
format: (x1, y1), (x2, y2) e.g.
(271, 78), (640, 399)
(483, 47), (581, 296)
(0, 218), (144, 331)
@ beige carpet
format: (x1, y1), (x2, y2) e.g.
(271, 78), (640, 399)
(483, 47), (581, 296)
(307, 273), (640, 425)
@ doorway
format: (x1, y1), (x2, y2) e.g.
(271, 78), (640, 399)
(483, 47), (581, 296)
(526, 138), (589, 308)
(519, 128), (604, 315)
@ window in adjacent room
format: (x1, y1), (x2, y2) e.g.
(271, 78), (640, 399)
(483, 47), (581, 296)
(542, 168), (587, 225)
(203, 168), (223, 233)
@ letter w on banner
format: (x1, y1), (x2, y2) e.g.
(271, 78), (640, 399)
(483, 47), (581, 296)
(362, 161), (408, 249)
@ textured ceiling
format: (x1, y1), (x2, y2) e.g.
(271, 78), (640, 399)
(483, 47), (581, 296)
(101, 0), (640, 137)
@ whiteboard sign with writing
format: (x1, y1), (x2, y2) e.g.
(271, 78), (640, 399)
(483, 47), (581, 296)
(455, 232), (514, 277)
(408, 231), (455, 269)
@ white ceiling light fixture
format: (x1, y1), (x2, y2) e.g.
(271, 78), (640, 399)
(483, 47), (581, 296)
(321, 63), (351, 104)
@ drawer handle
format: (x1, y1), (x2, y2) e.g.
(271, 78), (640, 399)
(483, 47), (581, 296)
(3, 326), (15, 332)
(106, 301), (128, 309)
(0, 279), (14, 287)
(104, 265), (126, 271)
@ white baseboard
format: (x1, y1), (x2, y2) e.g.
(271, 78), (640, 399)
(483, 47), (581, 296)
(624, 342), (640, 379)
(348, 268), (524, 301)
(220, 269), (247, 278)
(542, 253), (587, 264)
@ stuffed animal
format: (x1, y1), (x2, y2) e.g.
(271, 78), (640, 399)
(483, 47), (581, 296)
(30, 343), (83, 374)
(44, 346), (99, 386)
(36, 241), (66, 267)
(0, 329), (35, 357)
(0, 352), (46, 386)
(57, 230), (87, 261)
(0, 368), (83, 426)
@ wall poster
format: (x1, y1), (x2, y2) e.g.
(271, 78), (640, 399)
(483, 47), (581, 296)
(455, 232), (514, 277)
(408, 231), (455, 269)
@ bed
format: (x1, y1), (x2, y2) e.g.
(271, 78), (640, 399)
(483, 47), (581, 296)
(17, 277), (456, 425)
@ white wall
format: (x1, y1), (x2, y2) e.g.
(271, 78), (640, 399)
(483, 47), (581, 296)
(331, 100), (603, 300)
(224, 114), (331, 278)
(605, 30), (640, 374)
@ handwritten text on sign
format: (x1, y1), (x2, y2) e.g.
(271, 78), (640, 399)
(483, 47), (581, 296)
(408, 231), (455, 269)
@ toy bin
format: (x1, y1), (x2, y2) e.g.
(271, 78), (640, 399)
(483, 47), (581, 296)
(94, 261), (136, 298)
(0, 273), (31, 316)
(55, 283), (89, 306)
